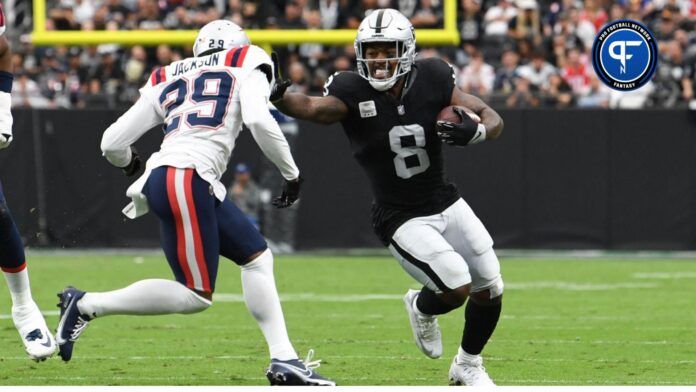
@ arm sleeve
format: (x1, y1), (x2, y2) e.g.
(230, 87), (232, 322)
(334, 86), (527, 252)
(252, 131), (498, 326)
(100, 96), (162, 168)
(240, 69), (300, 181)
(323, 72), (354, 107)
(429, 58), (456, 106)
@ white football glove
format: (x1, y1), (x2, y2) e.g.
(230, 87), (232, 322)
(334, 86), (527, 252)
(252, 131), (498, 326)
(0, 133), (11, 149)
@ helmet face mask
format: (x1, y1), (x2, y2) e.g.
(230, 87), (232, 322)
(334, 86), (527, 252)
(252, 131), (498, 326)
(193, 20), (250, 57)
(354, 9), (416, 91)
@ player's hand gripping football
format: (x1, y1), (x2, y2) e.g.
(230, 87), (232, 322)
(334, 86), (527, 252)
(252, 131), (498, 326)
(436, 107), (484, 147)
(272, 176), (303, 208)
(121, 146), (142, 177)
(0, 133), (12, 150)
(270, 52), (291, 103)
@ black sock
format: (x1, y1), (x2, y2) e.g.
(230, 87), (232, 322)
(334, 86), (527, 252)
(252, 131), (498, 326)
(415, 287), (460, 316)
(461, 298), (502, 355)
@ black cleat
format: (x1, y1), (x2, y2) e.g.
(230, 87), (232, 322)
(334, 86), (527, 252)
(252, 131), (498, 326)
(265, 350), (336, 386)
(55, 287), (91, 362)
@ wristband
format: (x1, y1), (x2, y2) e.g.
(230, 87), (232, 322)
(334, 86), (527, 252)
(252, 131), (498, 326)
(469, 123), (487, 145)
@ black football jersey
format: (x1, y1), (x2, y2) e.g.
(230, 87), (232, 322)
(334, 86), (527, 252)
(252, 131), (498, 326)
(325, 57), (461, 245)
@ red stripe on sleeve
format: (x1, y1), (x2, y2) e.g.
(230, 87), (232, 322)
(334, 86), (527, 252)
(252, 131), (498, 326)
(150, 69), (158, 86)
(235, 46), (250, 67)
(159, 67), (167, 83)
(224, 48), (238, 67)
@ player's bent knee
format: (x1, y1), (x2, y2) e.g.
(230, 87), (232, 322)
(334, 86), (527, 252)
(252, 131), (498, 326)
(182, 288), (213, 313)
(439, 283), (470, 307)
(470, 276), (504, 305)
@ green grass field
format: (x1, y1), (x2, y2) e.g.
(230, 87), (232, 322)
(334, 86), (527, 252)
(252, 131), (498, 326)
(1, 252), (695, 385)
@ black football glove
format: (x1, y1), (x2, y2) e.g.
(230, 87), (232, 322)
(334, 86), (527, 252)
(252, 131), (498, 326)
(121, 146), (141, 177)
(272, 176), (303, 209)
(436, 107), (484, 147)
(270, 52), (291, 103)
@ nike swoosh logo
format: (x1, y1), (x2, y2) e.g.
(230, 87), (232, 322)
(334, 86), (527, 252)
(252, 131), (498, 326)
(39, 335), (53, 348)
(282, 363), (312, 377)
(472, 130), (481, 142)
(55, 296), (77, 345)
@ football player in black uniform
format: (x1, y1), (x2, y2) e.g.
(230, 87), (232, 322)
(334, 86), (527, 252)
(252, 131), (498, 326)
(272, 9), (504, 386)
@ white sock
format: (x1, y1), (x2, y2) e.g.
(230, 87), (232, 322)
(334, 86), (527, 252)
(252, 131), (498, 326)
(241, 249), (297, 361)
(3, 266), (34, 307)
(77, 279), (211, 318)
(457, 346), (481, 363)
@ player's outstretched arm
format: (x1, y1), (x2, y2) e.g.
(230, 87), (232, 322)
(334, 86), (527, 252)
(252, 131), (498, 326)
(274, 93), (348, 125)
(101, 97), (161, 173)
(451, 87), (504, 140)
(269, 52), (347, 124)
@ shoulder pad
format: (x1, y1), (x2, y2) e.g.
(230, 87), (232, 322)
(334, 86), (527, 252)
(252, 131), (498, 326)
(323, 71), (364, 98)
(148, 66), (168, 86)
(223, 45), (270, 70)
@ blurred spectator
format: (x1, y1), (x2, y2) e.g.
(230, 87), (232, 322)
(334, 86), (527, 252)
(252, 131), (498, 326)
(458, 50), (495, 96)
(506, 76), (540, 107)
(577, 74), (610, 108)
(579, 0), (607, 31)
(508, 0), (542, 46)
(316, 0), (342, 29)
(282, 0), (307, 28)
(410, 0), (444, 28)
(541, 73), (574, 107)
(459, 0), (483, 45)
(287, 60), (310, 94)
(228, 163), (262, 228)
(650, 40), (693, 107)
(483, 0), (517, 37)
(561, 47), (590, 95)
(12, 72), (51, 108)
(517, 51), (556, 90)
(494, 49), (519, 94)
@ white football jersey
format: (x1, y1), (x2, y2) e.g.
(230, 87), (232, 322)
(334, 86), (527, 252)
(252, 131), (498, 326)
(139, 45), (270, 178)
(102, 44), (299, 219)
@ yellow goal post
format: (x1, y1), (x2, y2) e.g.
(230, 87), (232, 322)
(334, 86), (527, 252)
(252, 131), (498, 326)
(30, 0), (460, 47)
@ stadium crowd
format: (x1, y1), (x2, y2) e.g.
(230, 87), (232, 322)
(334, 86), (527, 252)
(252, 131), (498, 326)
(7, 0), (696, 109)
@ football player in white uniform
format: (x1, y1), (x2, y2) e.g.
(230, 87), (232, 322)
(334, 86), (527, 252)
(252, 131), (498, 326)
(272, 9), (504, 386)
(0, 2), (57, 361)
(55, 20), (334, 386)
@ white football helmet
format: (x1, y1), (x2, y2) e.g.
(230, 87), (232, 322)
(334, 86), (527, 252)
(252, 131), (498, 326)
(193, 20), (250, 57)
(354, 9), (416, 91)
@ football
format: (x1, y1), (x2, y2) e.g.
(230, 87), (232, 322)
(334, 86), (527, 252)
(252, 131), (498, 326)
(436, 105), (481, 124)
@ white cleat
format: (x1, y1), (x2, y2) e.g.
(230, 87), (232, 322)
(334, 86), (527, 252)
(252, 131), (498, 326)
(12, 302), (57, 362)
(449, 354), (496, 386)
(403, 289), (442, 359)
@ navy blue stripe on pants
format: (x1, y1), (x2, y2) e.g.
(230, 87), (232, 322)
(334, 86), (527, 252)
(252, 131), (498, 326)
(142, 166), (267, 293)
(0, 180), (27, 272)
